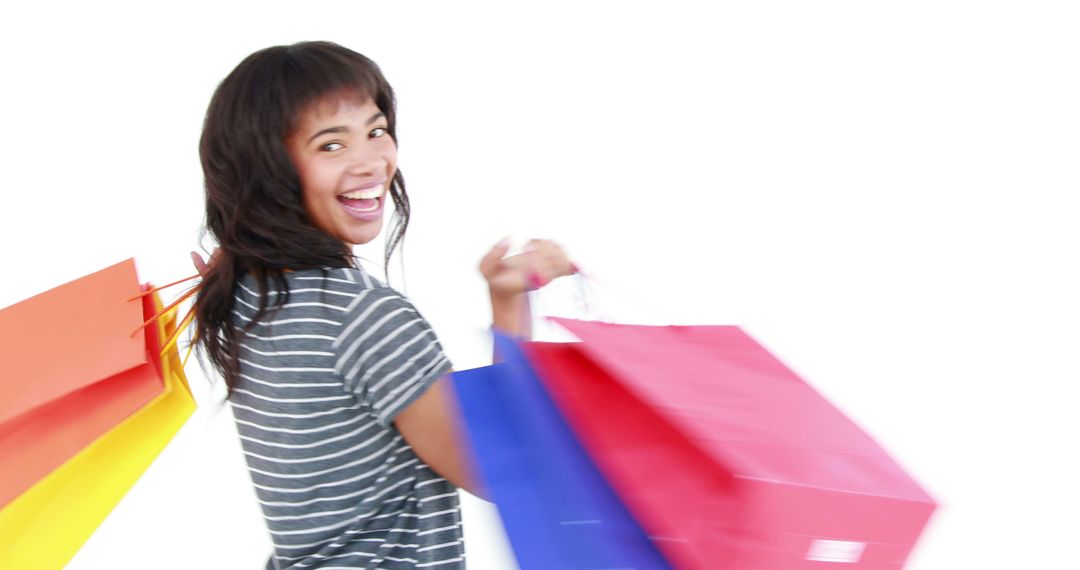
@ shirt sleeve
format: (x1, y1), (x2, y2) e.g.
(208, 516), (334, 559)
(332, 287), (453, 426)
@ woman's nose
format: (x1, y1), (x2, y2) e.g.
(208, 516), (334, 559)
(346, 145), (381, 176)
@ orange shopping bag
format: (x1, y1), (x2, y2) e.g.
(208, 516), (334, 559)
(0, 259), (197, 569)
(0, 259), (165, 509)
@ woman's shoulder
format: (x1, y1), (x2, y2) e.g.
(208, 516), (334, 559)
(283, 266), (385, 290)
(234, 266), (386, 294)
(280, 267), (417, 312)
(233, 266), (399, 309)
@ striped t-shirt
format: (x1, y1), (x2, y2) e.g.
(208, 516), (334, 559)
(228, 267), (464, 569)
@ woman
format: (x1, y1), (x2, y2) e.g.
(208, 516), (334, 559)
(194, 40), (574, 569)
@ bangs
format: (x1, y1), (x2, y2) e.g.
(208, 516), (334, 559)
(273, 43), (390, 135)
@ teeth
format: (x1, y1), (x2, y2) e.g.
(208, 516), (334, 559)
(341, 186), (384, 200)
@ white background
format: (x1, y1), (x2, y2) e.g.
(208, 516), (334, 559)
(1, 1), (1077, 568)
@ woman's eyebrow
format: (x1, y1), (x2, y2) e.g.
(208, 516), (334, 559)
(305, 113), (387, 144)
(307, 126), (348, 144)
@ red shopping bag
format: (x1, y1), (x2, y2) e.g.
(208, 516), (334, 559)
(0, 259), (165, 508)
(525, 318), (936, 570)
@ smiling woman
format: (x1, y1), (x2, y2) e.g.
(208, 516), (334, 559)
(191, 41), (576, 570)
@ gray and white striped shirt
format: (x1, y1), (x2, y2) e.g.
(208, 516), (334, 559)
(229, 267), (464, 569)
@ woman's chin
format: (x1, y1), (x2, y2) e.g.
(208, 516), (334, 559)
(340, 223), (384, 247)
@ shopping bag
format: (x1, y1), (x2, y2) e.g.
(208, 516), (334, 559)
(0, 259), (164, 509)
(523, 318), (937, 570)
(450, 333), (671, 570)
(0, 267), (196, 569)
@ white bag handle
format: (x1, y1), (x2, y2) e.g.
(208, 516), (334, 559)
(528, 263), (678, 340)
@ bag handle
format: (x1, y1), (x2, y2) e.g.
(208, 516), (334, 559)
(529, 262), (678, 332)
(127, 270), (200, 367)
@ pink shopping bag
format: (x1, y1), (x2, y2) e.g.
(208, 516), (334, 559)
(525, 318), (936, 569)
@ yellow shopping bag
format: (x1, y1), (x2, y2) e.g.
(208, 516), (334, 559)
(0, 284), (196, 569)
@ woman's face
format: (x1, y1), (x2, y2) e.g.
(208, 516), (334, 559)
(285, 94), (397, 246)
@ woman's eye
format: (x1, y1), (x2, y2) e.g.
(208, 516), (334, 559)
(370, 127), (388, 138)
(320, 142), (344, 152)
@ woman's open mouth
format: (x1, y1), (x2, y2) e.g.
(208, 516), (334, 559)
(338, 186), (384, 213)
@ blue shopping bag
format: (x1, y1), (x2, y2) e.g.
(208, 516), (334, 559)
(451, 334), (671, 570)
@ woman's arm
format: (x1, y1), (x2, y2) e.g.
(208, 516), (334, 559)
(490, 293), (531, 339)
(394, 238), (575, 499)
(394, 375), (487, 498)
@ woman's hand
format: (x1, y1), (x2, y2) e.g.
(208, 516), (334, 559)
(190, 248), (220, 277)
(479, 238), (576, 299)
(478, 238), (575, 338)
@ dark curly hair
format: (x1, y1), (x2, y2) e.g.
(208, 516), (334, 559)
(195, 41), (410, 391)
